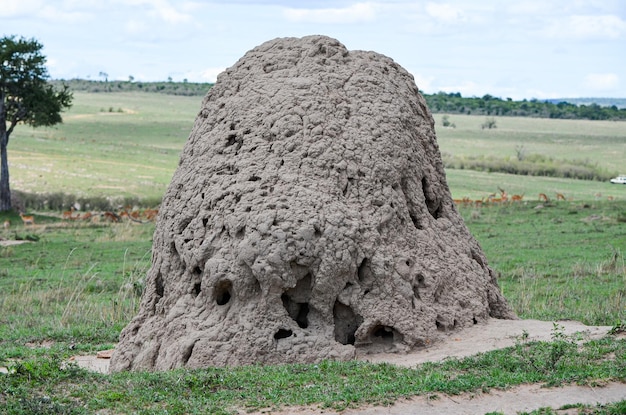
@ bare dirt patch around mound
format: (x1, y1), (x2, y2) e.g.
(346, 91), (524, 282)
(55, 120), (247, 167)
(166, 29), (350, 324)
(254, 382), (626, 415)
(69, 318), (624, 413)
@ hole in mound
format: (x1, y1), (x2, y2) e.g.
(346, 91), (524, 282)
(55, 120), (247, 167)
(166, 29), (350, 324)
(282, 272), (312, 328)
(436, 320), (444, 331)
(369, 325), (398, 344)
(409, 212), (423, 230)
(357, 258), (372, 285)
(412, 285), (421, 300)
(333, 302), (362, 345)
(400, 177), (424, 230)
(193, 282), (201, 296)
(214, 280), (232, 305)
(235, 226), (246, 238)
(274, 329), (293, 339)
(295, 303), (309, 328)
(282, 294), (309, 329)
(226, 134), (236, 146)
(413, 273), (426, 300)
(155, 272), (164, 298)
(436, 316), (456, 332)
(422, 176), (443, 219)
(473, 317), (478, 324)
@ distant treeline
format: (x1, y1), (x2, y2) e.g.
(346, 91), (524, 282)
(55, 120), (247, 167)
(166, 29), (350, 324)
(424, 92), (626, 121)
(52, 79), (626, 121)
(51, 79), (213, 96)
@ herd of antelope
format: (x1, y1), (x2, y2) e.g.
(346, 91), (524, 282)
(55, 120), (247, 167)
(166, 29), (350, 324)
(4, 207), (159, 228)
(60, 207), (159, 223)
(453, 188), (577, 208)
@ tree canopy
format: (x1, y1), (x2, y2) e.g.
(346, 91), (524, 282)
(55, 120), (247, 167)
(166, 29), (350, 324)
(0, 35), (73, 211)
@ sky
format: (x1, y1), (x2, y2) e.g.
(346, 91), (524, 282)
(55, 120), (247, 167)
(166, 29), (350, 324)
(2, 0), (625, 100)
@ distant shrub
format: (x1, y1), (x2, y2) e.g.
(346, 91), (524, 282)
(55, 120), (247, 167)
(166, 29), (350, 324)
(444, 154), (616, 182)
(481, 117), (497, 129)
(441, 115), (456, 128)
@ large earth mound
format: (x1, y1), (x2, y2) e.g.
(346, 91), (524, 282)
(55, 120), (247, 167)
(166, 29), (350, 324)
(109, 35), (515, 372)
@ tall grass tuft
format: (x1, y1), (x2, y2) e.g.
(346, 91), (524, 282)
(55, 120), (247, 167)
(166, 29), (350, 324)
(0, 243), (149, 343)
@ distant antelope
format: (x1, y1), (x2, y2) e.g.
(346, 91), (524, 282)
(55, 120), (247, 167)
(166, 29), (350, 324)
(103, 211), (120, 222)
(538, 193), (549, 202)
(62, 207), (76, 220)
(143, 208), (159, 221)
(3, 220), (9, 229)
(19, 212), (35, 226)
(556, 193), (565, 201)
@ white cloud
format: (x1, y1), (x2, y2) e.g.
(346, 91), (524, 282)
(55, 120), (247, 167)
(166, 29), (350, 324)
(425, 2), (465, 23)
(39, 5), (91, 22)
(408, 71), (435, 92)
(0, 0), (43, 17)
(198, 67), (227, 83)
(543, 14), (626, 39)
(150, 3), (193, 24)
(0, 0), (93, 21)
(584, 73), (620, 90)
(283, 2), (377, 24)
(125, 19), (149, 35)
(121, 0), (194, 24)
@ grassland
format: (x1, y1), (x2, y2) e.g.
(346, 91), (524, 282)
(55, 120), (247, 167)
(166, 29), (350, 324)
(9, 92), (200, 200)
(1, 91), (625, 414)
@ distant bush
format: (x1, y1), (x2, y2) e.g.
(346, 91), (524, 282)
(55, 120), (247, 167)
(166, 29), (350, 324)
(443, 153), (617, 182)
(481, 117), (497, 129)
(11, 190), (161, 212)
(441, 115), (456, 128)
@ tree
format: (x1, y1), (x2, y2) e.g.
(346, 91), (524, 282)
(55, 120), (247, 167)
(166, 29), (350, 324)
(0, 36), (73, 211)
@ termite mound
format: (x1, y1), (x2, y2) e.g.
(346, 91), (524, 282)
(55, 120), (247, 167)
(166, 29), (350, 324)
(110, 35), (515, 372)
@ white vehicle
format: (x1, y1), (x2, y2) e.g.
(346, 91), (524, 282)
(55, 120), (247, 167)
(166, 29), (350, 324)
(610, 175), (626, 184)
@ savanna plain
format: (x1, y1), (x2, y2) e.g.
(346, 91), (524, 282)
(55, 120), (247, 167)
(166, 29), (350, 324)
(1, 91), (625, 414)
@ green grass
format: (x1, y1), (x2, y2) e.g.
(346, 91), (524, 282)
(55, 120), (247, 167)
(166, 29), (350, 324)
(10, 92), (199, 200)
(1, 334), (624, 414)
(435, 113), (626, 174)
(8, 93), (626, 203)
(1, 92), (626, 414)
(457, 201), (626, 325)
(0, 202), (624, 414)
(0, 214), (152, 345)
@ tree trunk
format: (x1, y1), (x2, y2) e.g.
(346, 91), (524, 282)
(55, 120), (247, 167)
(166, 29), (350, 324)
(0, 97), (11, 212)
